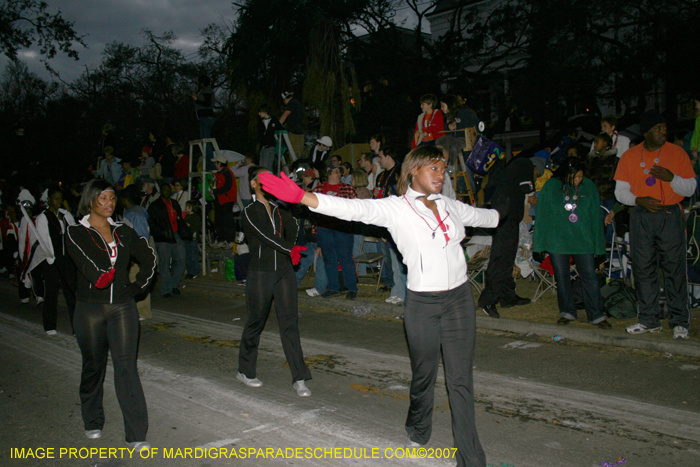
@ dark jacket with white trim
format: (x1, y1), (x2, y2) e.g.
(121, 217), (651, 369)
(241, 199), (298, 273)
(66, 215), (156, 304)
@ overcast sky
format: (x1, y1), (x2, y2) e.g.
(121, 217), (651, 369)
(2, 0), (240, 83)
(2, 0), (426, 85)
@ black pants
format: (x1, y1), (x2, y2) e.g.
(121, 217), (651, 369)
(40, 259), (76, 332)
(19, 268), (44, 301)
(630, 205), (689, 329)
(74, 300), (148, 442)
(478, 217), (519, 307)
(238, 268), (311, 384)
(404, 282), (486, 467)
(215, 201), (236, 242)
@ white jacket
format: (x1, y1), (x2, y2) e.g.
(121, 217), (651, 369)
(310, 187), (499, 292)
(35, 208), (76, 265)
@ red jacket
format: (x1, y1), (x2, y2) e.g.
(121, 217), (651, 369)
(213, 166), (237, 205)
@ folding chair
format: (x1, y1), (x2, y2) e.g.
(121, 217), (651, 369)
(353, 237), (384, 291)
(532, 263), (557, 302)
(466, 244), (491, 293)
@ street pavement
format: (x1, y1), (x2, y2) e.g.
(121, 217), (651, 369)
(1, 279), (698, 467)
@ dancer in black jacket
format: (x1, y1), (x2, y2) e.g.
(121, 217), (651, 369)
(237, 166), (312, 396)
(66, 179), (156, 453)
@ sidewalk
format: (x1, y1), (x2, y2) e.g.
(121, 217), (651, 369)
(184, 273), (700, 359)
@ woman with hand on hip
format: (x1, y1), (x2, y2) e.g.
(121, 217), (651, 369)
(258, 146), (501, 467)
(66, 179), (156, 452)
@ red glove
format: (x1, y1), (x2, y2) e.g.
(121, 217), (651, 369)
(95, 268), (115, 289)
(290, 245), (307, 265)
(259, 172), (305, 204)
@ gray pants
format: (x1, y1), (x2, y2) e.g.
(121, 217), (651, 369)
(404, 281), (486, 467)
(630, 204), (689, 329)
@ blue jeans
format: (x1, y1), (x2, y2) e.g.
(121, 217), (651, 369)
(295, 242), (328, 294)
(390, 245), (407, 300)
(380, 240), (394, 288)
(184, 240), (200, 276)
(199, 117), (216, 171)
(316, 227), (357, 293)
(155, 233), (186, 295)
(550, 253), (605, 324)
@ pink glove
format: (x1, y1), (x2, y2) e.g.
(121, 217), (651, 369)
(95, 268), (115, 289)
(290, 245), (307, 266)
(259, 172), (305, 204)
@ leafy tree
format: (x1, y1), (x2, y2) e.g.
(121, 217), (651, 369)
(0, 0), (86, 70)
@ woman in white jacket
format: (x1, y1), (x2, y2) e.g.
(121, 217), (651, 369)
(260, 146), (501, 467)
(35, 186), (77, 335)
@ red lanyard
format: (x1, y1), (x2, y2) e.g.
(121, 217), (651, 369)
(403, 195), (451, 242)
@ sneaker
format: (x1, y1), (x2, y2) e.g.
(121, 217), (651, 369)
(500, 295), (531, 308)
(20, 298), (29, 304)
(626, 322), (662, 334)
(346, 291), (357, 300)
(306, 288), (320, 297)
(321, 290), (340, 298)
(673, 326), (689, 340)
(85, 429), (102, 439)
(237, 280), (246, 286)
(596, 320), (612, 330)
(385, 296), (400, 304)
(46, 330), (57, 336)
(482, 304), (500, 319)
(393, 298), (405, 306)
(406, 436), (422, 448)
(293, 380), (311, 397)
(36, 296), (44, 305)
(237, 372), (263, 388)
(126, 441), (151, 453)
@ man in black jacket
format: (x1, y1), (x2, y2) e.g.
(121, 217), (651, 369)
(237, 165), (312, 397)
(148, 183), (187, 298)
(258, 104), (283, 172)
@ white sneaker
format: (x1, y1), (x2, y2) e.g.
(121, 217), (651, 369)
(405, 436), (422, 448)
(20, 298), (29, 304)
(36, 296), (44, 305)
(85, 429), (102, 439)
(673, 326), (689, 340)
(385, 296), (399, 304)
(46, 330), (57, 336)
(626, 322), (662, 334)
(293, 380), (311, 397)
(306, 288), (320, 297)
(237, 372), (263, 388)
(126, 441), (151, 453)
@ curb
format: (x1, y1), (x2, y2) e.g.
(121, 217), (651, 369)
(185, 279), (700, 359)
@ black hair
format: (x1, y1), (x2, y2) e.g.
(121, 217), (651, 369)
(380, 145), (397, 162)
(120, 184), (141, 206)
(258, 103), (271, 114)
(595, 132), (613, 147)
(248, 165), (265, 183)
(78, 179), (114, 216)
(552, 157), (586, 188)
(47, 185), (63, 199)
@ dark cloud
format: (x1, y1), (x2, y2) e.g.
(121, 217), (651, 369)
(0, 0), (238, 82)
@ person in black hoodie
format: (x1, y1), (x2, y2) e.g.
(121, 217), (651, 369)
(237, 165), (312, 397)
(65, 179), (156, 453)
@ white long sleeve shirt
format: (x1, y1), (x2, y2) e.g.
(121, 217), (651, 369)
(310, 186), (499, 292)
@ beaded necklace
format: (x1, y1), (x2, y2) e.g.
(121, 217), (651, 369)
(640, 145), (662, 187)
(563, 183), (579, 223)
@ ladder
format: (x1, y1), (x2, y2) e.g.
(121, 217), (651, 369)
(451, 128), (477, 205)
(187, 137), (224, 276)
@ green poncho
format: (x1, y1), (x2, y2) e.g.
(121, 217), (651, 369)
(533, 177), (605, 255)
